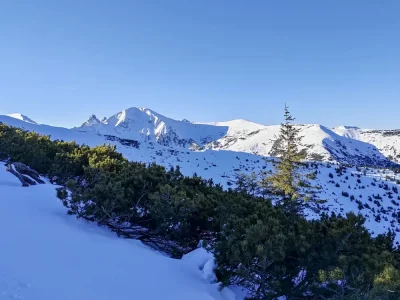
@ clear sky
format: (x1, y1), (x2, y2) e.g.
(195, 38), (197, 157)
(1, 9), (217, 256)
(0, 0), (399, 129)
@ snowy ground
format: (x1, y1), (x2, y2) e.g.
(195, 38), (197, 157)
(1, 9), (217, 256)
(306, 164), (400, 244)
(0, 165), (236, 300)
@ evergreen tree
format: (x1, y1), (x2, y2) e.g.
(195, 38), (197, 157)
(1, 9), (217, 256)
(234, 172), (264, 198)
(263, 105), (321, 214)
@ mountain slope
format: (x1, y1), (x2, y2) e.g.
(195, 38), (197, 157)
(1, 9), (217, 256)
(7, 113), (37, 124)
(1, 108), (399, 170)
(76, 107), (228, 147)
(75, 107), (397, 168)
(0, 165), (235, 300)
(334, 126), (400, 163)
(204, 123), (393, 167)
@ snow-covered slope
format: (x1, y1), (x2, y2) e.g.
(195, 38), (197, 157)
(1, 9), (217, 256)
(334, 126), (400, 163)
(306, 163), (400, 244)
(7, 113), (37, 124)
(72, 107), (397, 168)
(76, 107), (228, 147)
(204, 122), (392, 167)
(0, 115), (121, 149)
(0, 165), (235, 300)
(80, 114), (105, 127)
(1, 108), (399, 170)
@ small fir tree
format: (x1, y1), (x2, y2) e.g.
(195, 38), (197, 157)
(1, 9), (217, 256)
(263, 105), (321, 214)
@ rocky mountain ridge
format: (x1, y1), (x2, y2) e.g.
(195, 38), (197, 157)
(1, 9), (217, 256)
(2, 107), (400, 168)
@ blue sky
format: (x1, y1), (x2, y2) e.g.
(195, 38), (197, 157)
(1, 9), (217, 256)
(0, 0), (399, 129)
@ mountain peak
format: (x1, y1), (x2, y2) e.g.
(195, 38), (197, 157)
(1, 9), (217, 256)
(81, 115), (102, 127)
(7, 113), (37, 124)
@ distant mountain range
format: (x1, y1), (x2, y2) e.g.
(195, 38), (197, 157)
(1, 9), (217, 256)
(1, 107), (399, 168)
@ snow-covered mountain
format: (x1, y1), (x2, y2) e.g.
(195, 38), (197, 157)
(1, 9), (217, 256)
(1, 108), (400, 170)
(71, 107), (398, 168)
(75, 107), (227, 147)
(7, 113), (37, 124)
(201, 122), (395, 167)
(2, 108), (400, 169)
(80, 114), (105, 127)
(334, 126), (400, 163)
